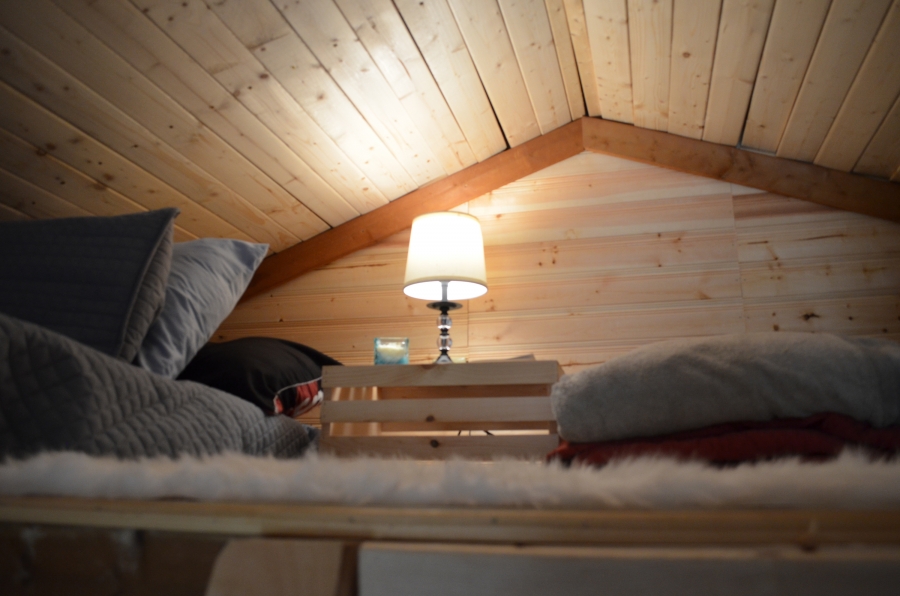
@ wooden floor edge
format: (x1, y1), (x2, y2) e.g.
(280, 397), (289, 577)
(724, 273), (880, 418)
(3, 496), (900, 547)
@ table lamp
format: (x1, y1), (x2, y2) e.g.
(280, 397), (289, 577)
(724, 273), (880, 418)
(403, 212), (487, 363)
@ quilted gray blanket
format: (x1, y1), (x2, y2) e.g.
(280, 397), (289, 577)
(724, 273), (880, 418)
(0, 312), (316, 459)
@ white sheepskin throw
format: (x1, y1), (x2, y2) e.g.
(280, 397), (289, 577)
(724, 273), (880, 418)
(1, 451), (900, 510)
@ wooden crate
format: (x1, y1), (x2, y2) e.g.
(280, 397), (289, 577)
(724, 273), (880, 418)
(319, 361), (562, 460)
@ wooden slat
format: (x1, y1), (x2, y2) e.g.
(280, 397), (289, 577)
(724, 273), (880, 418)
(467, 301), (746, 347)
(743, 294), (900, 335)
(0, 167), (91, 221)
(627, 0), (672, 131)
(322, 361), (560, 388)
(741, 0), (830, 153)
(0, 201), (27, 221)
(666, 0), (720, 140)
(814, 0), (900, 171)
(378, 385), (552, 399)
(394, 0), (507, 161)
(448, 0), (542, 146)
(582, 0), (634, 123)
(582, 118), (900, 223)
(701, 0), (775, 145)
(736, 219), (900, 264)
(321, 397), (552, 424)
(320, 434), (559, 460)
(498, 0), (571, 134)
(58, 0), (369, 226)
(777, 0), (892, 162)
(855, 94), (900, 178)
(130, 0), (365, 230)
(0, 80), (238, 239)
(334, 0), (477, 173)
(561, 0), (602, 116)
(242, 119), (583, 299)
(0, 19), (277, 246)
(1, 0), (317, 247)
(740, 256), (900, 299)
(5, 497), (900, 546)
(544, 0), (586, 120)
(275, 0), (445, 185)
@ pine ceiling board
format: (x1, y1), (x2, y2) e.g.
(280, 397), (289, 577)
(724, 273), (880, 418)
(740, 0), (830, 153)
(334, 0), (477, 173)
(582, 0), (634, 123)
(132, 0), (366, 236)
(701, 0), (775, 145)
(0, 126), (146, 219)
(0, 0), (321, 245)
(776, 0), (892, 162)
(856, 94), (900, 178)
(627, 0), (672, 131)
(59, 0), (363, 228)
(0, 167), (92, 220)
(447, 0), (542, 146)
(0, 25), (278, 246)
(544, 0), (586, 120)
(0, 80), (246, 240)
(667, 0), (721, 140)
(561, 0), (602, 117)
(393, 0), (506, 161)
(0, 201), (28, 222)
(497, 0), (571, 134)
(203, 1), (404, 210)
(275, 0), (446, 185)
(815, 0), (900, 171)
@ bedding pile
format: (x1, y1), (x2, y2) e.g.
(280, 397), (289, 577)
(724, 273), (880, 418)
(550, 333), (900, 466)
(1, 450), (899, 510)
(0, 210), (321, 460)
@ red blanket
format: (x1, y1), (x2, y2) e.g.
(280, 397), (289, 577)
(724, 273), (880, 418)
(549, 412), (900, 466)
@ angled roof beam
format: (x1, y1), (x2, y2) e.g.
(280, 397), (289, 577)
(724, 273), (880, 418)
(242, 118), (585, 300)
(243, 117), (900, 299)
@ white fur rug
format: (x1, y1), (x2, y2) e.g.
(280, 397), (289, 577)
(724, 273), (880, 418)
(2, 451), (900, 510)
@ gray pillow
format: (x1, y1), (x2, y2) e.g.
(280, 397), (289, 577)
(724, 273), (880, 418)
(551, 332), (900, 443)
(0, 209), (178, 361)
(134, 238), (268, 378)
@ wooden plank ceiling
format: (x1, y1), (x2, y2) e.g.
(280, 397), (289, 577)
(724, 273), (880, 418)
(1, 0), (898, 256)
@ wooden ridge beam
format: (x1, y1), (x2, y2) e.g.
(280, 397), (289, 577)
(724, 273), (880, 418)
(582, 117), (900, 222)
(244, 117), (900, 297)
(242, 119), (585, 300)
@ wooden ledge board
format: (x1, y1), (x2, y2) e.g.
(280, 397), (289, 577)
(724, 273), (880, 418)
(3, 496), (900, 547)
(322, 361), (561, 388)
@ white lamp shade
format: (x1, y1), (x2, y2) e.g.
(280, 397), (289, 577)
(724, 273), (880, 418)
(403, 212), (487, 301)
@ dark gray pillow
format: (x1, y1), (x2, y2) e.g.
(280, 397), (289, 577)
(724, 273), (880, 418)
(0, 208), (178, 361)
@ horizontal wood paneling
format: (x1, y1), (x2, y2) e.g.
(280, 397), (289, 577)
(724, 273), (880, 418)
(221, 151), (900, 374)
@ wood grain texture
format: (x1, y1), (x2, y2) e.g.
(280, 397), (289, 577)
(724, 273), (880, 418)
(667, 0), (721, 140)
(448, 0), (542, 146)
(627, 0), (672, 131)
(582, 0), (634, 123)
(777, 0), (892, 162)
(544, 0), (586, 120)
(394, 0), (507, 161)
(5, 496), (900, 546)
(582, 118), (900, 223)
(741, 0), (830, 152)
(855, 94), (900, 178)
(562, 0), (602, 116)
(702, 0), (775, 145)
(814, 0), (900, 171)
(242, 119), (584, 300)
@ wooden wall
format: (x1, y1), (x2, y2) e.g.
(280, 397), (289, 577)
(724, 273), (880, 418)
(217, 152), (900, 374)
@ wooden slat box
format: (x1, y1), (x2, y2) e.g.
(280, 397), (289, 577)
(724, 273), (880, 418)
(319, 361), (562, 460)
